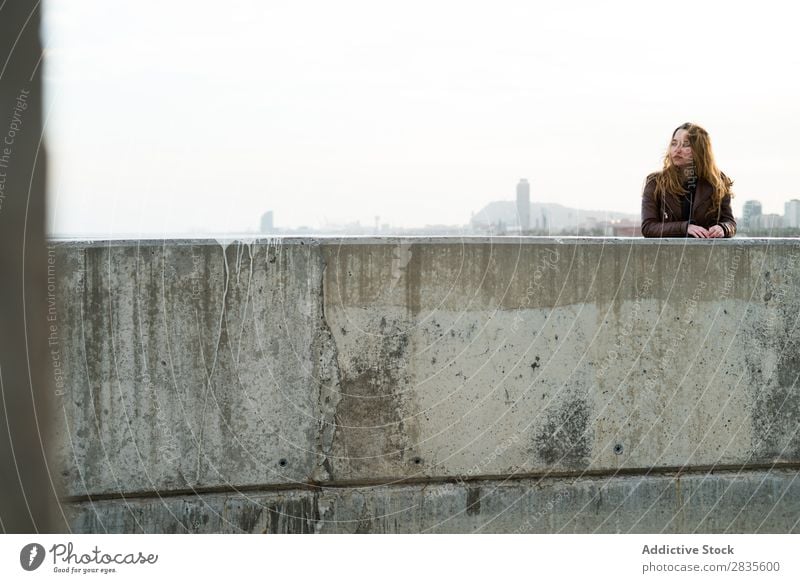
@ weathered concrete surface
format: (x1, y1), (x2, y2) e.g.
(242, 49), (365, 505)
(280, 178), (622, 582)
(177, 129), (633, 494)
(51, 241), (327, 497)
(64, 469), (800, 533)
(321, 239), (800, 481)
(49, 237), (800, 532)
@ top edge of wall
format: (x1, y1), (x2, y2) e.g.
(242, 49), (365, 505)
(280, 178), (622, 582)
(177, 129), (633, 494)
(44, 236), (800, 248)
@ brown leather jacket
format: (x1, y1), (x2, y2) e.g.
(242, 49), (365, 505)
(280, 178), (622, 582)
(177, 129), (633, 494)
(641, 173), (737, 238)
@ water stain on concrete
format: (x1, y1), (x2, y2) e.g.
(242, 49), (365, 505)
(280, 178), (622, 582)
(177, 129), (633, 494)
(534, 398), (592, 469)
(265, 496), (320, 534)
(330, 326), (420, 478)
(466, 487), (482, 516)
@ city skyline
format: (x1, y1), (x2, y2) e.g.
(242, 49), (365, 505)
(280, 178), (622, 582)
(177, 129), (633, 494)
(49, 187), (800, 238)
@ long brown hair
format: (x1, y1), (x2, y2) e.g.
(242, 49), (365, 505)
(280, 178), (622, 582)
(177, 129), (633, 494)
(651, 122), (733, 216)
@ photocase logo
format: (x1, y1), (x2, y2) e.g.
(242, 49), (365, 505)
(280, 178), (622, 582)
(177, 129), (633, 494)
(20, 543), (46, 571)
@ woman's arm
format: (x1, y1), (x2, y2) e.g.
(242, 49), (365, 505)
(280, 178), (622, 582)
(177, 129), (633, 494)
(717, 193), (736, 237)
(641, 176), (689, 237)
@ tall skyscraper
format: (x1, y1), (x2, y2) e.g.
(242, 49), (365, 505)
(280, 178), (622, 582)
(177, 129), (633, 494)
(260, 210), (274, 232)
(516, 179), (530, 232)
(784, 199), (800, 228)
(742, 200), (762, 229)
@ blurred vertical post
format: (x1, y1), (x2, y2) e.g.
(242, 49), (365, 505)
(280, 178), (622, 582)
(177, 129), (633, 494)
(0, 1), (64, 532)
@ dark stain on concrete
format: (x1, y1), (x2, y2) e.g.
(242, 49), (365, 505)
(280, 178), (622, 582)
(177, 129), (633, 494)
(466, 487), (482, 516)
(78, 247), (117, 477)
(355, 514), (373, 534)
(265, 495), (320, 534)
(751, 384), (800, 461)
(170, 501), (214, 533)
(404, 244), (421, 317)
(331, 325), (419, 478)
(534, 397), (592, 469)
(327, 243), (767, 316)
(776, 343), (800, 389)
(237, 504), (264, 533)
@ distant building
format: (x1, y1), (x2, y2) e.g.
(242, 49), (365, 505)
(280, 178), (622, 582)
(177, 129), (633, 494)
(516, 179), (530, 231)
(612, 220), (641, 237)
(757, 214), (783, 230)
(784, 199), (800, 228)
(260, 210), (274, 232)
(742, 201), (762, 229)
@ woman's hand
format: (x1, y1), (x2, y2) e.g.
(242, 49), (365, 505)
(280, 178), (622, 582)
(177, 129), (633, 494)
(688, 224), (711, 238)
(707, 225), (725, 238)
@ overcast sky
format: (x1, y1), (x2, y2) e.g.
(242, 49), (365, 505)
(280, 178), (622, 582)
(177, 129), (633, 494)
(43, 0), (800, 236)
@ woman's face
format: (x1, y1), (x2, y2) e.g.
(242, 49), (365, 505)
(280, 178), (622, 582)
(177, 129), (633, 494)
(670, 128), (693, 168)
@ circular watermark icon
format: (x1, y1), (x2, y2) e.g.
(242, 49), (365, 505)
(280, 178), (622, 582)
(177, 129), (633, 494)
(19, 543), (46, 571)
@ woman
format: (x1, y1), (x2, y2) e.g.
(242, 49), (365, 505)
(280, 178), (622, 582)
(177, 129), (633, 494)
(641, 122), (736, 238)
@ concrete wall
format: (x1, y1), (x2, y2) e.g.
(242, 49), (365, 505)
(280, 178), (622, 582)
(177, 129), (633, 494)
(49, 238), (800, 532)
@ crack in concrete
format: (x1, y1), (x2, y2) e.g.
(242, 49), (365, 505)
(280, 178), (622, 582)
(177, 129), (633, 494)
(313, 255), (343, 482)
